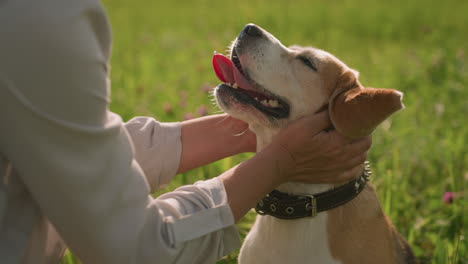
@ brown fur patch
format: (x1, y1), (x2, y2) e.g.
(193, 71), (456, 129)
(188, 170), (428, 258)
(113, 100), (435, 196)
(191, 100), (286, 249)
(327, 184), (415, 263)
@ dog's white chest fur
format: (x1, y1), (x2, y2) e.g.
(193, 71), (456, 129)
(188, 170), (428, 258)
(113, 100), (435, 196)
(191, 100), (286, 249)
(239, 183), (341, 264)
(238, 127), (341, 264)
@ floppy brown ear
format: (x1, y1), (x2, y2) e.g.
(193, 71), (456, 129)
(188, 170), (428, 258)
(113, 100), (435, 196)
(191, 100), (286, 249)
(329, 71), (404, 139)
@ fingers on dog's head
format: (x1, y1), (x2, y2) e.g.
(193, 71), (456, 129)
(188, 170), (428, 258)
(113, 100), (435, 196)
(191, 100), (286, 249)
(323, 129), (348, 146)
(337, 165), (364, 182)
(293, 111), (331, 136)
(307, 111), (331, 134)
(351, 135), (372, 153)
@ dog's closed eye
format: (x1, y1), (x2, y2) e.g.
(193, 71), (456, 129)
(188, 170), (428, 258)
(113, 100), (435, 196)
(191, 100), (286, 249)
(297, 56), (318, 72)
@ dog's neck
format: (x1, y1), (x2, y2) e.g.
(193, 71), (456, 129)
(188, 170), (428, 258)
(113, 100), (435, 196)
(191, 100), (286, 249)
(250, 123), (334, 195)
(250, 123), (280, 152)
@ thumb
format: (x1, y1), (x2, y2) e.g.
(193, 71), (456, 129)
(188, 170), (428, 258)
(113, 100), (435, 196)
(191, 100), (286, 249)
(297, 110), (331, 136)
(275, 111), (330, 142)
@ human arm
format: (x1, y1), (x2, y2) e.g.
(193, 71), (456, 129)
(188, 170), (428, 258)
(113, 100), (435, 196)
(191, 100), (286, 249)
(177, 114), (256, 173)
(124, 114), (255, 192)
(0, 3), (240, 263)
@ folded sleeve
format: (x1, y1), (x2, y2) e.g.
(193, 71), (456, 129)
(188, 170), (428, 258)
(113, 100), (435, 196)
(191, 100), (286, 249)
(125, 117), (182, 192)
(0, 1), (240, 263)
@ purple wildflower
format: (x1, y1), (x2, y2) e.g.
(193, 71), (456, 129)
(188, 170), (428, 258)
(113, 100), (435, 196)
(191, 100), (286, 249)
(183, 112), (194, 120)
(197, 105), (209, 116)
(442, 192), (455, 204)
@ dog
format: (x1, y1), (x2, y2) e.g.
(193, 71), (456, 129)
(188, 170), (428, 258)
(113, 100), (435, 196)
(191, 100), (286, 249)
(212, 24), (416, 263)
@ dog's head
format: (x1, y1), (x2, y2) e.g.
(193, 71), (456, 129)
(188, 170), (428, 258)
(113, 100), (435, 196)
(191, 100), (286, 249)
(213, 24), (403, 139)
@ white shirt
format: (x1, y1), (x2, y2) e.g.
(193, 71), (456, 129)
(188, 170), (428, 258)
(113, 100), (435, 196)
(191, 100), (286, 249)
(0, 0), (240, 263)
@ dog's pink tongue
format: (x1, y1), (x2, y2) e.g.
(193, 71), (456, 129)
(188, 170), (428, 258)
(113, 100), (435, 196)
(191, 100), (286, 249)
(212, 54), (253, 90)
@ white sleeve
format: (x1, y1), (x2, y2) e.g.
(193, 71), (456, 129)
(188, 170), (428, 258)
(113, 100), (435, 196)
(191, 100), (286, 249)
(124, 117), (182, 192)
(0, 1), (240, 263)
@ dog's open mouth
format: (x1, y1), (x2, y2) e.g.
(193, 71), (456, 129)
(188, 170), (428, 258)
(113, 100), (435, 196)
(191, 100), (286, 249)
(212, 51), (290, 119)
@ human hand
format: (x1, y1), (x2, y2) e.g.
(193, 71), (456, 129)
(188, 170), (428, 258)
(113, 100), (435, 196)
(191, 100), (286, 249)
(266, 111), (372, 184)
(220, 115), (257, 153)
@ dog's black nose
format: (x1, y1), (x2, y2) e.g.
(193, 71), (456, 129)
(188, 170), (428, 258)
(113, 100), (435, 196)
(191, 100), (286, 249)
(240, 24), (263, 38)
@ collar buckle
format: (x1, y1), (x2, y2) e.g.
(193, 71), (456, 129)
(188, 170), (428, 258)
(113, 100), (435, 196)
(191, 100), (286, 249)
(306, 195), (317, 217)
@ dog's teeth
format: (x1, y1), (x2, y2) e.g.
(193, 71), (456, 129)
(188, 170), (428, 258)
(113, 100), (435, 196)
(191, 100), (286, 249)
(255, 97), (259, 102)
(261, 100), (269, 106)
(269, 100), (279, 107)
(232, 83), (239, 89)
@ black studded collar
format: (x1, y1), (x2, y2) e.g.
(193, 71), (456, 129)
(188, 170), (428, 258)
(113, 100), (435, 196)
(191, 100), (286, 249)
(255, 162), (372, 219)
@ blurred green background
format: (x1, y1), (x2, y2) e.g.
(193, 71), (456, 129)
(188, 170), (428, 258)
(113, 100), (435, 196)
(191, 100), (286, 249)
(62, 0), (467, 263)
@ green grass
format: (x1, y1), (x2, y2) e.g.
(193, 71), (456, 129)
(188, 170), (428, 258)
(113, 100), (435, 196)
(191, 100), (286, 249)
(62, 0), (467, 263)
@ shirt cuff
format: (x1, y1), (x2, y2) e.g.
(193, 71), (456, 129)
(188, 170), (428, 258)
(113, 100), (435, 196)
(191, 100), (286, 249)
(159, 177), (241, 255)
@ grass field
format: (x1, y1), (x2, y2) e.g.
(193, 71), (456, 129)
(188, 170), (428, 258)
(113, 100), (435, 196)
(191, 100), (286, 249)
(61, 0), (467, 263)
